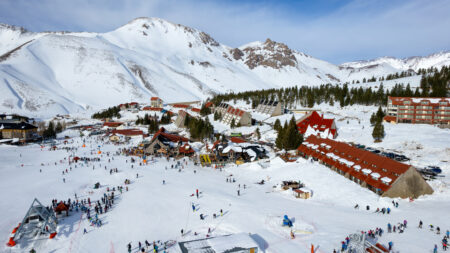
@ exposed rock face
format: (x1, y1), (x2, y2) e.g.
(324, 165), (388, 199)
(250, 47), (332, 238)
(199, 32), (219, 47)
(230, 48), (244, 60)
(242, 38), (297, 69)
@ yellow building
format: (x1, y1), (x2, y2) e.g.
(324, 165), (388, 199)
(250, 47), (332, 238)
(0, 122), (38, 141)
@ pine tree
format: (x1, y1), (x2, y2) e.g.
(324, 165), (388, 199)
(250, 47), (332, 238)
(230, 118), (236, 129)
(255, 127), (261, 140)
(200, 103), (211, 116)
(274, 119), (282, 132)
(372, 121), (385, 142)
(275, 124), (285, 149)
(284, 116), (303, 150)
(43, 121), (56, 139)
(55, 122), (63, 133)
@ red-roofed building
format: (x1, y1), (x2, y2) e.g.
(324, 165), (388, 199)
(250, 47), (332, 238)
(230, 137), (246, 143)
(221, 105), (252, 126)
(150, 97), (163, 108)
(175, 110), (191, 128)
(205, 102), (214, 108)
(384, 96), (450, 125)
(142, 106), (163, 111)
(179, 143), (195, 156)
(111, 129), (144, 137)
(297, 135), (433, 198)
(119, 102), (139, 110)
(145, 127), (189, 155)
(103, 122), (123, 128)
(191, 108), (201, 113)
(173, 104), (190, 109)
(296, 111), (337, 138)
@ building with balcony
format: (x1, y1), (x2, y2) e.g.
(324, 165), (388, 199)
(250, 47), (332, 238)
(384, 97), (450, 125)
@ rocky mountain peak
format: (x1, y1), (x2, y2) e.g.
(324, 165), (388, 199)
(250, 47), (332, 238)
(240, 38), (297, 69)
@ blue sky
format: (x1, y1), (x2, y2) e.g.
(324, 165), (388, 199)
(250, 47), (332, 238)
(0, 0), (449, 64)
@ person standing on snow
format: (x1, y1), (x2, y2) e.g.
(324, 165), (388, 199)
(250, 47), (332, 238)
(196, 189), (199, 198)
(192, 203), (196, 212)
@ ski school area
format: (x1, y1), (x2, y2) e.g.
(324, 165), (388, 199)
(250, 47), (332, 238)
(1, 133), (450, 253)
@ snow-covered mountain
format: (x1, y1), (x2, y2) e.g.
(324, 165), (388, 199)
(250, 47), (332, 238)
(0, 17), (449, 118)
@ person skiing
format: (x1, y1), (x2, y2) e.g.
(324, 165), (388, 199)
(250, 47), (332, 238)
(127, 243), (132, 253)
(220, 209), (223, 216)
(196, 189), (199, 198)
(192, 203), (196, 212)
(200, 214), (204, 220)
(434, 244), (438, 253)
(181, 229), (184, 236)
(388, 241), (393, 251)
(419, 220), (423, 228)
(437, 227), (441, 234)
(83, 228), (87, 234)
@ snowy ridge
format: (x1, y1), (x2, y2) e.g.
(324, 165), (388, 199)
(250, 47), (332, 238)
(0, 17), (449, 118)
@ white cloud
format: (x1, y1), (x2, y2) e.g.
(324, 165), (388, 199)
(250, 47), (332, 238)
(0, 0), (449, 63)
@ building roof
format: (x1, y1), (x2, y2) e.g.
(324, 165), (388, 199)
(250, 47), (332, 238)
(298, 135), (411, 192)
(388, 96), (450, 105)
(151, 97), (161, 101)
(0, 122), (37, 130)
(102, 122), (123, 128)
(205, 102), (214, 108)
(296, 111), (336, 138)
(383, 115), (397, 122)
(173, 104), (190, 108)
(179, 144), (195, 154)
(142, 107), (163, 111)
(191, 108), (201, 113)
(151, 127), (188, 143)
(226, 107), (246, 117)
(230, 137), (246, 143)
(259, 99), (279, 106)
(111, 129), (144, 137)
(178, 233), (258, 253)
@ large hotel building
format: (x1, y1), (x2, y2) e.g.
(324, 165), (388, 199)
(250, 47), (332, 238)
(384, 96), (450, 125)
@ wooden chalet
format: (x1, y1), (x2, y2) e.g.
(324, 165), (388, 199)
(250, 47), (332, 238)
(144, 127), (189, 155)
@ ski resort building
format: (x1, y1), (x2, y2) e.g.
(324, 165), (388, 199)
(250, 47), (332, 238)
(297, 135), (433, 199)
(174, 110), (191, 128)
(384, 96), (450, 125)
(255, 100), (283, 116)
(150, 97), (163, 108)
(223, 107), (251, 126)
(0, 121), (38, 141)
(102, 122), (123, 128)
(144, 127), (189, 155)
(214, 102), (231, 115)
(119, 102), (139, 110)
(296, 111), (337, 138)
(178, 233), (259, 253)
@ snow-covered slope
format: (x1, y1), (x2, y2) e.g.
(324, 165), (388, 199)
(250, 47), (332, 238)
(0, 17), (449, 118)
(341, 52), (450, 72)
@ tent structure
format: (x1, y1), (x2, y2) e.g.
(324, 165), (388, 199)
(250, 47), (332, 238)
(7, 198), (57, 247)
(54, 202), (69, 215)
